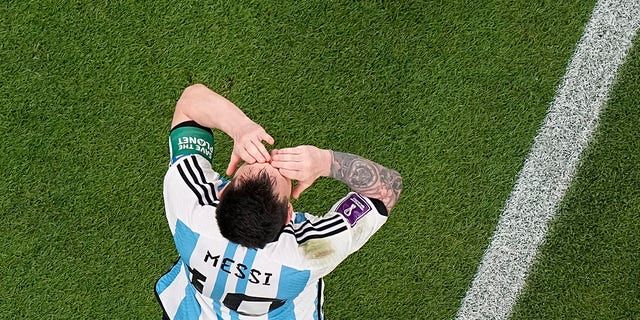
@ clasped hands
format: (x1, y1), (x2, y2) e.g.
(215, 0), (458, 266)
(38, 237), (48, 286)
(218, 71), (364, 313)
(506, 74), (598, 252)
(226, 122), (331, 199)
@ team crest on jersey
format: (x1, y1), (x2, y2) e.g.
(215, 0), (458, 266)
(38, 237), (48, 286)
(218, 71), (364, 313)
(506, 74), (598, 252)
(336, 193), (371, 226)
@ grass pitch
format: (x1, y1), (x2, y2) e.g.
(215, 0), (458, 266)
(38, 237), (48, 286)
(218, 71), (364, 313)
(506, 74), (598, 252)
(511, 36), (640, 320)
(4, 0), (637, 319)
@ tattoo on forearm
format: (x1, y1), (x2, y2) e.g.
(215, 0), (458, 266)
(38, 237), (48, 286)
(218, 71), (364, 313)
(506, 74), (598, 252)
(330, 151), (403, 211)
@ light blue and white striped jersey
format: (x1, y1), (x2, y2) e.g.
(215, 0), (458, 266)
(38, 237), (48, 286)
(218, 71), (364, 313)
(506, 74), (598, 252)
(156, 123), (388, 320)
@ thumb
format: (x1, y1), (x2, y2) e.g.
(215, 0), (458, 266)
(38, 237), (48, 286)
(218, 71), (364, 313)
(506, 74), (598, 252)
(226, 153), (241, 176)
(292, 181), (313, 199)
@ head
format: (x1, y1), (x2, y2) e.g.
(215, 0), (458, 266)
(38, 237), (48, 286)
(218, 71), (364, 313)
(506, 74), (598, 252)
(216, 163), (293, 249)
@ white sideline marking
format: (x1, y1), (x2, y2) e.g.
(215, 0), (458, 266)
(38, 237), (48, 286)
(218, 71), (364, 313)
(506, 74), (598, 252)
(456, 0), (640, 319)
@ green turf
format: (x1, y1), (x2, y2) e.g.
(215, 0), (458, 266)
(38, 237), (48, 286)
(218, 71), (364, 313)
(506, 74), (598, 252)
(511, 37), (640, 320)
(1, 0), (597, 318)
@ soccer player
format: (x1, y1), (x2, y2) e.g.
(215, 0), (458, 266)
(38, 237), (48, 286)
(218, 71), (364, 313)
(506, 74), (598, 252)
(155, 84), (402, 319)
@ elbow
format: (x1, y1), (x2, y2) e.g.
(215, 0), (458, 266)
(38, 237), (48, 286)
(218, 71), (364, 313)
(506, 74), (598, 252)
(393, 170), (403, 203)
(172, 84), (210, 128)
(382, 169), (403, 214)
(390, 169), (403, 197)
(176, 84), (210, 113)
(182, 83), (209, 98)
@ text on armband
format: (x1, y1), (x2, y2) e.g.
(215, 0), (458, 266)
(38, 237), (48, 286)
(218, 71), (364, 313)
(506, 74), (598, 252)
(177, 136), (213, 157)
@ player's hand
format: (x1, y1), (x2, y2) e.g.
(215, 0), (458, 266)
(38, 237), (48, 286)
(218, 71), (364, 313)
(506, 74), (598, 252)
(226, 122), (275, 176)
(270, 146), (332, 199)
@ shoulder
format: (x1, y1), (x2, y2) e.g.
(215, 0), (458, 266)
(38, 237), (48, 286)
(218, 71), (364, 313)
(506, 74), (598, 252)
(164, 154), (225, 208)
(330, 193), (388, 225)
(282, 212), (350, 246)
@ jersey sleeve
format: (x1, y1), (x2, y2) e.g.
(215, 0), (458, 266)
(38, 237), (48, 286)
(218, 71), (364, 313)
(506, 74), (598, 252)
(280, 192), (388, 277)
(163, 122), (226, 238)
(327, 192), (388, 253)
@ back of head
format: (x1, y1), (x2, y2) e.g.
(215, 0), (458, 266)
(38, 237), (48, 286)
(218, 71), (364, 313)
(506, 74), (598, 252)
(216, 170), (288, 249)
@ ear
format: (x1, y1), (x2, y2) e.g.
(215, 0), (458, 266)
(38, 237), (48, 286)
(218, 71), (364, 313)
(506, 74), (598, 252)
(219, 182), (230, 197)
(287, 202), (294, 223)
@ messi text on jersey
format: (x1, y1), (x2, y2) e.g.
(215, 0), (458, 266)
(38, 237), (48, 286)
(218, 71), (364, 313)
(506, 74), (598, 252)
(204, 250), (273, 286)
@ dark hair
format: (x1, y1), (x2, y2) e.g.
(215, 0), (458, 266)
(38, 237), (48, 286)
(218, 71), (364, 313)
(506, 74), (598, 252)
(216, 170), (288, 249)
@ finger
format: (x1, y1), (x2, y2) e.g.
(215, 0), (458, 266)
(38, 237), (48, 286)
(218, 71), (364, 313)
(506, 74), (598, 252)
(271, 147), (302, 155)
(292, 181), (313, 199)
(244, 143), (268, 164)
(241, 149), (258, 164)
(234, 145), (258, 165)
(271, 152), (302, 163)
(226, 153), (241, 176)
(277, 168), (302, 181)
(271, 158), (304, 172)
(251, 139), (271, 163)
(261, 132), (275, 146)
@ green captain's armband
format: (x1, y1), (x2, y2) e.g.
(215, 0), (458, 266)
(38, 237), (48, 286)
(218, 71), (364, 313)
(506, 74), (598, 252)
(169, 124), (214, 163)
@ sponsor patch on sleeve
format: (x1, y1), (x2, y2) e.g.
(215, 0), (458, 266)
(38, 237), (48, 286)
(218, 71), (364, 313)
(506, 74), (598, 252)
(335, 193), (372, 227)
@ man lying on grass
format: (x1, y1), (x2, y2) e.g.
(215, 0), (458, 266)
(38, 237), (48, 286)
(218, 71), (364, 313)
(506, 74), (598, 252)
(155, 84), (402, 319)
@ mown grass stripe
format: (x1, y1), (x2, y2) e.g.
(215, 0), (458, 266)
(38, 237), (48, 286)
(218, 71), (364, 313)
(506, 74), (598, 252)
(456, 0), (640, 318)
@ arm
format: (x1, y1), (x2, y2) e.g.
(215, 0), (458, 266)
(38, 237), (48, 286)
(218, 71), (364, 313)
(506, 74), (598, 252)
(329, 151), (402, 212)
(172, 84), (274, 175)
(270, 146), (402, 212)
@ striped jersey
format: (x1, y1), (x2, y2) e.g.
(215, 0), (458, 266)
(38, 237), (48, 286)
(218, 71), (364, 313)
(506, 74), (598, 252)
(155, 122), (388, 319)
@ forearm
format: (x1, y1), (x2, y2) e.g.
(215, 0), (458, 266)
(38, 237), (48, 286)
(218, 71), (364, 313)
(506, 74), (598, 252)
(328, 151), (403, 211)
(171, 84), (253, 136)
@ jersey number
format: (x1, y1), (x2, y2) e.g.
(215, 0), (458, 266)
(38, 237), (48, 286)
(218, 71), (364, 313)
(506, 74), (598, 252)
(223, 293), (286, 316)
(188, 265), (285, 316)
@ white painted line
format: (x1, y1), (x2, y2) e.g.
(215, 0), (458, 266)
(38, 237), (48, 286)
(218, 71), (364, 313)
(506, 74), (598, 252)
(456, 0), (640, 319)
